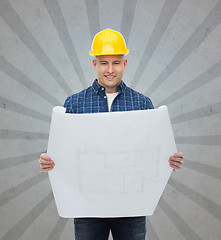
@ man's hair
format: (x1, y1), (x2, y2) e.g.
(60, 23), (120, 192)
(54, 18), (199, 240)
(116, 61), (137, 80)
(94, 55), (126, 60)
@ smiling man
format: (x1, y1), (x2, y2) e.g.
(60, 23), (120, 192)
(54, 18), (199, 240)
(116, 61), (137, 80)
(39, 29), (184, 240)
(92, 55), (127, 93)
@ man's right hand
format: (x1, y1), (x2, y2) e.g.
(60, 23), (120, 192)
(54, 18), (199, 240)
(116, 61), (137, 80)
(39, 153), (55, 172)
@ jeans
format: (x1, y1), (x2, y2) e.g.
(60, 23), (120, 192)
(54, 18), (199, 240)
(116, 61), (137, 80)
(74, 216), (146, 240)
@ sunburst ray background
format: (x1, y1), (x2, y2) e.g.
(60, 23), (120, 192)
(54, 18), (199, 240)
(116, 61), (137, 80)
(0, 0), (221, 239)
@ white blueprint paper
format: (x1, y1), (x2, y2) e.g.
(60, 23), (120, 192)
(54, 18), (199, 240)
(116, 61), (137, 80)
(47, 106), (177, 218)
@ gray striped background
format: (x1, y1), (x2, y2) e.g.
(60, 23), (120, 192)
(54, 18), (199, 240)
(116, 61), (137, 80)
(0, 0), (221, 239)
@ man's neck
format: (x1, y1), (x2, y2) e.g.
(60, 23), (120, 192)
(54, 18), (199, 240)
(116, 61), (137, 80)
(105, 89), (117, 93)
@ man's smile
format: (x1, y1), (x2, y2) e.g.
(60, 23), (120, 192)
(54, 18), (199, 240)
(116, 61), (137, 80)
(105, 75), (115, 80)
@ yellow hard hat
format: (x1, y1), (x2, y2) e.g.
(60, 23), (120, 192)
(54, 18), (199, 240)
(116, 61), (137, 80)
(89, 29), (129, 56)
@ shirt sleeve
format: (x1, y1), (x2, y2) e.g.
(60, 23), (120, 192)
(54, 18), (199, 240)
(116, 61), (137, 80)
(63, 96), (73, 113)
(144, 96), (154, 109)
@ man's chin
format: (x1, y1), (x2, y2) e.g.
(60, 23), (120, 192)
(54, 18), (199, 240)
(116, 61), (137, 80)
(98, 79), (121, 90)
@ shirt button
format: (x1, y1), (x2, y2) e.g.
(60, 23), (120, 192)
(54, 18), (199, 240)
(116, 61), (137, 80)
(104, 96), (107, 98)
(101, 88), (104, 90)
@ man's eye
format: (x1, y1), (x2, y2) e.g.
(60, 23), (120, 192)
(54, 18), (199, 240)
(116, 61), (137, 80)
(114, 62), (120, 64)
(101, 62), (107, 64)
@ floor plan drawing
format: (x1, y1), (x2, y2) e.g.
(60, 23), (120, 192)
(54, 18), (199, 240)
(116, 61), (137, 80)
(77, 147), (160, 194)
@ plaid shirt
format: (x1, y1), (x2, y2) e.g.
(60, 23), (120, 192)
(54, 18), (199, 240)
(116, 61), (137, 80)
(64, 79), (154, 113)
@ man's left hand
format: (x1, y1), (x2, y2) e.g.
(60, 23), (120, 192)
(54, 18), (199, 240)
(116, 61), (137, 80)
(169, 153), (184, 171)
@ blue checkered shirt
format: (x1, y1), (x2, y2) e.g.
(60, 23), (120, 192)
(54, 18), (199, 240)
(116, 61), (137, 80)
(64, 79), (154, 113)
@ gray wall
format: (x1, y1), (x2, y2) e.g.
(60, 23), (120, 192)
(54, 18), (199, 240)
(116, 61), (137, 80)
(0, 0), (221, 239)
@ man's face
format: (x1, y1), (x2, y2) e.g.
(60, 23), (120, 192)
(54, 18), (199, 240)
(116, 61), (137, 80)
(92, 55), (127, 93)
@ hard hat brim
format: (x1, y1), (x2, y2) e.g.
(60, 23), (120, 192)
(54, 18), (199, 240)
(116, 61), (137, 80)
(89, 49), (129, 56)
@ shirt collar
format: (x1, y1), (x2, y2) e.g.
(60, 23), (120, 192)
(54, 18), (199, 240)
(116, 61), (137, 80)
(92, 79), (127, 94)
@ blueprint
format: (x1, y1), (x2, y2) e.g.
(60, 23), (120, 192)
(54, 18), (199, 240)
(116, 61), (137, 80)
(47, 106), (177, 218)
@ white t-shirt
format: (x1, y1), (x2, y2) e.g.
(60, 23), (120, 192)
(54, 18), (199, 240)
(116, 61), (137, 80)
(106, 92), (119, 112)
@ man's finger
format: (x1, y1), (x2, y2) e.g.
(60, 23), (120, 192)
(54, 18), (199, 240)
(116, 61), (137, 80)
(169, 161), (182, 168)
(40, 153), (51, 161)
(41, 167), (54, 172)
(169, 156), (184, 164)
(174, 152), (184, 158)
(170, 163), (182, 171)
(40, 163), (55, 168)
(39, 159), (54, 165)
(174, 158), (184, 164)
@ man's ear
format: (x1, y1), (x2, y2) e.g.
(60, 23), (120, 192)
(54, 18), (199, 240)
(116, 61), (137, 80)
(123, 59), (127, 69)
(92, 59), (97, 69)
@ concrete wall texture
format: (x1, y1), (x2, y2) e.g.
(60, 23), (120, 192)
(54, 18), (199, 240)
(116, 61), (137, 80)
(0, 0), (221, 239)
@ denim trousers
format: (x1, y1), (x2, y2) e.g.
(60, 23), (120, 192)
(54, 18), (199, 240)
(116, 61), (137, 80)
(74, 216), (146, 240)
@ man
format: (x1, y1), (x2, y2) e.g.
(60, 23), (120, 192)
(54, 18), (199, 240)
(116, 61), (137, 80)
(39, 29), (184, 240)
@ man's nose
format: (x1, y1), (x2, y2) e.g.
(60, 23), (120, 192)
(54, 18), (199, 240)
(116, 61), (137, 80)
(107, 64), (113, 73)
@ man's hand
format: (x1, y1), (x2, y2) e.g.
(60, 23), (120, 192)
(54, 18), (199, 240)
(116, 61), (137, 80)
(39, 153), (55, 172)
(169, 153), (184, 171)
